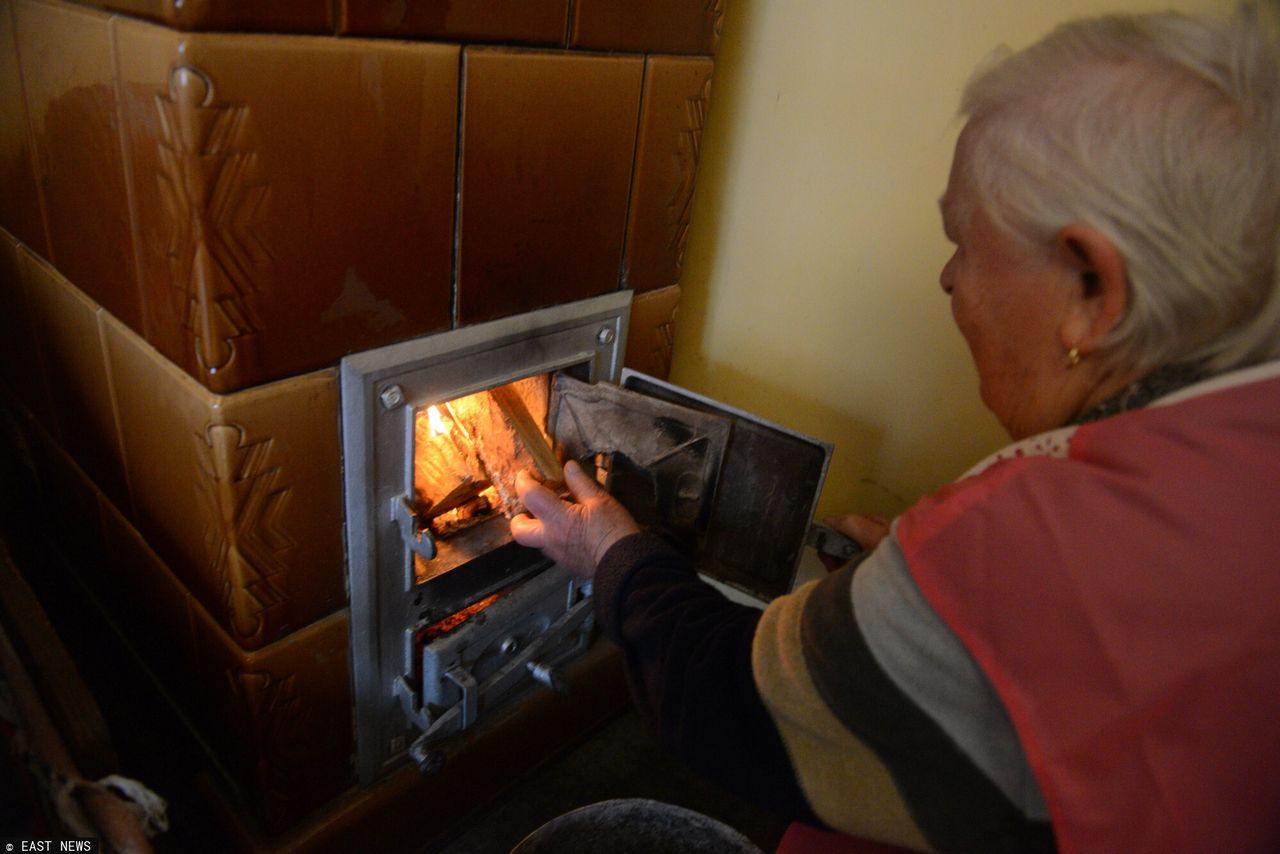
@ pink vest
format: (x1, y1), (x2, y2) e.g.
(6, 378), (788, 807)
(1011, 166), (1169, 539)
(898, 370), (1280, 853)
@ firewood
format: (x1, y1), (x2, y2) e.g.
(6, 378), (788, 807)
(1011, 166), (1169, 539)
(489, 384), (564, 482)
(444, 385), (561, 517)
(413, 405), (488, 513)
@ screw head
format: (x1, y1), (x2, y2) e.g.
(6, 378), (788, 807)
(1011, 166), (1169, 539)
(500, 636), (519, 656)
(379, 385), (405, 410)
(416, 748), (446, 777)
(596, 326), (616, 345)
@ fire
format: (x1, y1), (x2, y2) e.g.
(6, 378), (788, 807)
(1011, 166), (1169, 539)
(418, 591), (505, 641)
(426, 404), (449, 436)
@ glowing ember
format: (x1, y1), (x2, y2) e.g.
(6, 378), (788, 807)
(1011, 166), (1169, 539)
(418, 591), (505, 641)
(429, 485), (500, 537)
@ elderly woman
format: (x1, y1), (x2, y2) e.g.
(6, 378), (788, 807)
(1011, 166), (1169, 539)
(512, 8), (1280, 853)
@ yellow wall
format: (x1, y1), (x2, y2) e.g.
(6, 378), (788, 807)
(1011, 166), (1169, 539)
(674, 0), (1232, 520)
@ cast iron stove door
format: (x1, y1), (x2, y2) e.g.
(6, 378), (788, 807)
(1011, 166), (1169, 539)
(343, 292), (632, 786)
(550, 371), (832, 601)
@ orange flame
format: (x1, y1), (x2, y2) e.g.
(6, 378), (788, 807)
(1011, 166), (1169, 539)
(426, 404), (449, 436)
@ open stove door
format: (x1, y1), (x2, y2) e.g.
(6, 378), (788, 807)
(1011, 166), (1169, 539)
(549, 371), (832, 600)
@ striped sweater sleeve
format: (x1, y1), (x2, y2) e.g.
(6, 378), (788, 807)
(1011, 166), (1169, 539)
(753, 530), (1056, 852)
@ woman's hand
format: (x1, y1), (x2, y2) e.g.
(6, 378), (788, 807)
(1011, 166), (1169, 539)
(510, 459), (640, 578)
(818, 513), (889, 571)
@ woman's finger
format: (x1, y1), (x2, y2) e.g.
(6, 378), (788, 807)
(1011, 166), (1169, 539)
(510, 512), (544, 547)
(562, 459), (604, 501)
(516, 470), (564, 520)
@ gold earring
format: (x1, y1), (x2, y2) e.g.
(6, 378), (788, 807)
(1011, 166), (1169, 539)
(1067, 346), (1081, 368)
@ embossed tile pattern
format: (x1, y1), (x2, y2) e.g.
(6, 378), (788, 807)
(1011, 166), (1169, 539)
(625, 285), (681, 380)
(0, 2), (46, 254)
(625, 57), (713, 293)
(189, 604), (354, 832)
(4, 2), (722, 391)
(104, 312), (346, 650)
(116, 20), (458, 392)
(0, 0), (725, 836)
(571, 0), (726, 55)
(99, 477), (353, 832)
(13, 0), (141, 330)
(213, 373), (347, 645)
(458, 49), (643, 324)
(339, 0), (570, 45)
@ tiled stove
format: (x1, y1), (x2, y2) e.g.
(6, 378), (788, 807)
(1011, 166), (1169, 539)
(0, 0), (723, 845)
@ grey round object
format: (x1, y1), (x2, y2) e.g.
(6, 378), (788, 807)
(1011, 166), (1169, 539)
(510, 798), (764, 854)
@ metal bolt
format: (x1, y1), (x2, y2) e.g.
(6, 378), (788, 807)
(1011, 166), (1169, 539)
(527, 660), (568, 693)
(596, 326), (616, 345)
(413, 747), (446, 777)
(500, 636), (520, 656)
(379, 384), (404, 410)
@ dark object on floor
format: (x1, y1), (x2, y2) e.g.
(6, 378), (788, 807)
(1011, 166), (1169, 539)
(511, 797), (763, 854)
(432, 709), (790, 853)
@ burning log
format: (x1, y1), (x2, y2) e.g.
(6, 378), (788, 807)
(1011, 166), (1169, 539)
(489, 384), (563, 483)
(444, 384), (562, 517)
(413, 405), (490, 517)
(414, 377), (562, 531)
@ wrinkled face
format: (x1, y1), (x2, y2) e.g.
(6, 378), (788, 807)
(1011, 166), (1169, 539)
(939, 153), (1080, 439)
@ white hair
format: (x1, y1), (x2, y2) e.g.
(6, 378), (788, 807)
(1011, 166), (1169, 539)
(958, 4), (1280, 376)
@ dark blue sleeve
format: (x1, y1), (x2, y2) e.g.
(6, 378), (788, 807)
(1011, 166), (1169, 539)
(592, 532), (822, 824)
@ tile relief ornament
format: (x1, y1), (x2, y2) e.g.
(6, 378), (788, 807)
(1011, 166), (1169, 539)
(706, 0), (727, 52)
(155, 64), (272, 383)
(196, 422), (292, 647)
(224, 651), (352, 827)
(667, 75), (710, 279)
(651, 310), (677, 378)
(225, 668), (313, 822)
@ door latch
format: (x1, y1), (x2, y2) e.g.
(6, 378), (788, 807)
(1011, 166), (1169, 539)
(392, 494), (437, 561)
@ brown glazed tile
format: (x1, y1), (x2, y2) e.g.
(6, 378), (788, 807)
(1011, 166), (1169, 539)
(19, 246), (130, 507)
(339, 0), (569, 46)
(13, 0), (142, 330)
(188, 603), (354, 833)
(213, 373), (348, 643)
(0, 1), (48, 255)
(103, 311), (222, 604)
(458, 49), (643, 324)
(624, 285), (680, 380)
(75, 0), (333, 33)
(104, 312), (346, 651)
(28, 422), (108, 573)
(97, 494), (197, 704)
(0, 231), (51, 420)
(624, 57), (713, 294)
(570, 0), (726, 56)
(115, 21), (458, 393)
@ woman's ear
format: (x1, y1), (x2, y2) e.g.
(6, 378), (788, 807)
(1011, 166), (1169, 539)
(1055, 222), (1129, 354)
